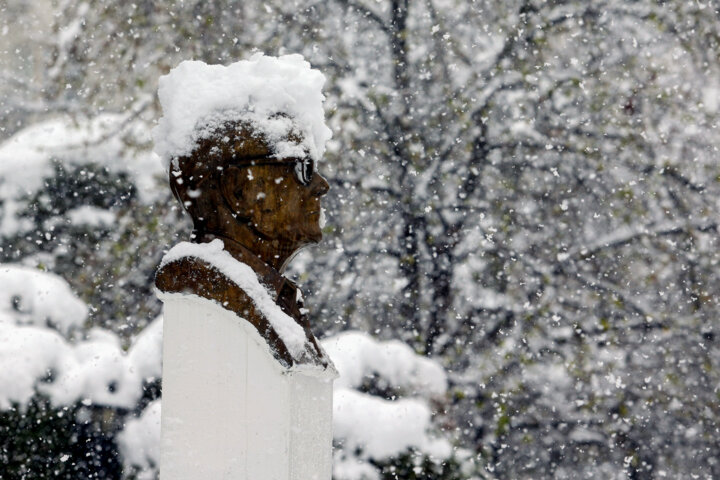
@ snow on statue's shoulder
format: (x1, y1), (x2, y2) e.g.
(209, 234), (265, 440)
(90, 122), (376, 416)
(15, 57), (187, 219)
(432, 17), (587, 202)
(152, 53), (332, 170)
(159, 240), (331, 372)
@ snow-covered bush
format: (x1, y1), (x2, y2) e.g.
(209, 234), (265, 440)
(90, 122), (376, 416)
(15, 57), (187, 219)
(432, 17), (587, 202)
(117, 330), (487, 480)
(0, 115), (179, 333)
(0, 115), (159, 238)
(324, 331), (486, 479)
(0, 265), (152, 409)
(0, 259), (483, 479)
(0, 264), (162, 479)
(117, 400), (161, 480)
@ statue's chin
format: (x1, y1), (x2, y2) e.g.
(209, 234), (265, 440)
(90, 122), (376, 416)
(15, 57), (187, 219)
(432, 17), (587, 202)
(298, 231), (322, 246)
(245, 221), (322, 250)
(297, 226), (323, 246)
(309, 222), (324, 243)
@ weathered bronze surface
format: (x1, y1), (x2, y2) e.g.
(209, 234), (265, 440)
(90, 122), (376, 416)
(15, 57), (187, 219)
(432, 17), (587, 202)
(156, 120), (330, 368)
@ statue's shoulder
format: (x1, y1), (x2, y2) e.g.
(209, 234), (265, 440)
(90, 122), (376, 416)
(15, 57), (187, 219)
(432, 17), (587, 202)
(156, 254), (265, 333)
(157, 254), (237, 296)
(156, 241), (248, 295)
(154, 241), (328, 369)
(156, 254), (254, 311)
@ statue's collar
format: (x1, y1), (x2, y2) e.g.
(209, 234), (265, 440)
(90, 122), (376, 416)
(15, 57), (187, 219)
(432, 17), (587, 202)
(195, 233), (300, 307)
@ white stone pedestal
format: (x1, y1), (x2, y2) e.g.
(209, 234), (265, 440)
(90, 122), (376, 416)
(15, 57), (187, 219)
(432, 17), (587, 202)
(158, 293), (335, 480)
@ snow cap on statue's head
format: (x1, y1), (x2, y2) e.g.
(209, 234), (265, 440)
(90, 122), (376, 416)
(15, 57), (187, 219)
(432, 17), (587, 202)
(152, 53), (332, 171)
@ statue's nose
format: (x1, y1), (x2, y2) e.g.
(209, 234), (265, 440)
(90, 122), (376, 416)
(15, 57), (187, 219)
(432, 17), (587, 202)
(311, 172), (330, 197)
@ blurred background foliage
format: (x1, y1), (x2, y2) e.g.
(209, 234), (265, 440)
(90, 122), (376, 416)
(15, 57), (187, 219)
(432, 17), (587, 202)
(1, 0), (720, 478)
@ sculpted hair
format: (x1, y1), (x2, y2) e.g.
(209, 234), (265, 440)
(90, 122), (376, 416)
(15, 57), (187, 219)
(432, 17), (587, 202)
(169, 121), (272, 235)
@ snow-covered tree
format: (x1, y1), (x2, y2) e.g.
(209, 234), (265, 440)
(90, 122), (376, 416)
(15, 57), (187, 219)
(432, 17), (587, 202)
(1, 0), (720, 477)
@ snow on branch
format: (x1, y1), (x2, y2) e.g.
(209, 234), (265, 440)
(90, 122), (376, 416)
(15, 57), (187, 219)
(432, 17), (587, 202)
(560, 221), (719, 263)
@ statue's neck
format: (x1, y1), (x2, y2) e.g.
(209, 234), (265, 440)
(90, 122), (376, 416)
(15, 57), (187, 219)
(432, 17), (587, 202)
(194, 228), (297, 273)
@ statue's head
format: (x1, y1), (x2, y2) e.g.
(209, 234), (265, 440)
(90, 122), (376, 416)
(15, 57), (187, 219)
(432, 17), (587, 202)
(169, 118), (329, 251)
(154, 55), (333, 268)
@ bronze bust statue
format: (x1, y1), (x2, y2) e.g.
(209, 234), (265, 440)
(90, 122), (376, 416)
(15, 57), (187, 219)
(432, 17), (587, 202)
(155, 119), (331, 369)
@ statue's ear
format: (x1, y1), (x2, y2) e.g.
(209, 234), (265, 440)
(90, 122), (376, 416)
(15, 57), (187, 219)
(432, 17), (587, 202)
(219, 165), (252, 213)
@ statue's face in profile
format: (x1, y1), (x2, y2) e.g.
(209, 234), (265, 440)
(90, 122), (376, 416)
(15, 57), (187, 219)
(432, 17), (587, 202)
(221, 159), (330, 248)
